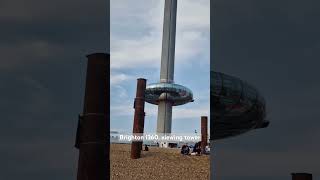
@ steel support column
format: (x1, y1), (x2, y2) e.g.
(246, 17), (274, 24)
(201, 116), (208, 154)
(131, 78), (147, 159)
(75, 53), (110, 180)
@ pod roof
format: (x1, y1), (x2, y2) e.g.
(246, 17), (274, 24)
(211, 71), (269, 140)
(145, 83), (193, 106)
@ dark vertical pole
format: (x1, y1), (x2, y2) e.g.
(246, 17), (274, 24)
(210, 0), (214, 179)
(201, 116), (208, 154)
(75, 53), (110, 180)
(131, 78), (147, 159)
(292, 173), (312, 180)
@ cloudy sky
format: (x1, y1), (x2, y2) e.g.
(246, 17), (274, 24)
(0, 0), (108, 179)
(212, 0), (320, 179)
(110, 0), (210, 134)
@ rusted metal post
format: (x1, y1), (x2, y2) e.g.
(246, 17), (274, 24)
(201, 116), (208, 154)
(75, 53), (110, 180)
(292, 173), (312, 180)
(131, 78), (147, 159)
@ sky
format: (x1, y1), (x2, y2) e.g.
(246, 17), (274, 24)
(0, 0), (108, 179)
(212, 0), (320, 179)
(110, 0), (210, 134)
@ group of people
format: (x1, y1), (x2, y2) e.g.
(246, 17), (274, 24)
(180, 142), (203, 155)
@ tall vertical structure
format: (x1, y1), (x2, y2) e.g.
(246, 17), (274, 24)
(75, 53), (110, 180)
(292, 173), (313, 180)
(160, 0), (177, 85)
(157, 0), (177, 133)
(201, 116), (208, 154)
(131, 78), (147, 159)
(145, 0), (193, 135)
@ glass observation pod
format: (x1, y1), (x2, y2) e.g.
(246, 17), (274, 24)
(211, 71), (269, 140)
(145, 83), (194, 106)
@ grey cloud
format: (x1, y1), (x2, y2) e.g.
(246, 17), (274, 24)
(212, 0), (320, 179)
(0, 0), (109, 179)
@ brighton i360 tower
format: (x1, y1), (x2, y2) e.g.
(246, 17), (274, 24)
(145, 0), (193, 134)
(157, 0), (178, 133)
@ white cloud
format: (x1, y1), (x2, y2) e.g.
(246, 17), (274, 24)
(173, 105), (209, 119)
(110, 73), (134, 85)
(111, 85), (130, 100)
(111, 34), (162, 69)
(176, 0), (210, 30)
(110, 104), (134, 117)
(110, 0), (209, 69)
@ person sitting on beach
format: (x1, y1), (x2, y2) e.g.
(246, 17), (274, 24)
(193, 142), (198, 154)
(181, 144), (186, 154)
(196, 142), (202, 154)
(192, 142), (201, 155)
(181, 144), (189, 155)
(186, 145), (190, 155)
(144, 144), (149, 151)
